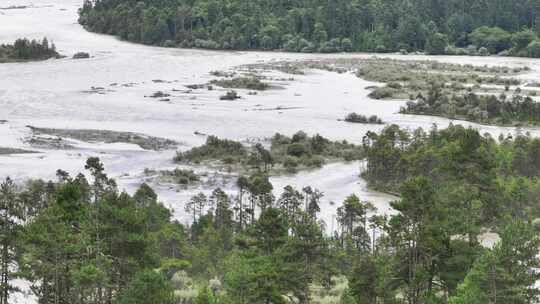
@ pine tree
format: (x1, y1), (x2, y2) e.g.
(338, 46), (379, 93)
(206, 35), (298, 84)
(0, 178), (23, 304)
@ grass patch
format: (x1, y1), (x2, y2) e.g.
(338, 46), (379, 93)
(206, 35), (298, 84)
(244, 57), (535, 126)
(28, 127), (178, 150)
(210, 76), (270, 91)
(245, 57), (525, 100)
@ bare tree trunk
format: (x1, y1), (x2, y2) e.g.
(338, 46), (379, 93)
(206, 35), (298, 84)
(489, 264), (497, 304)
(1, 242), (7, 304)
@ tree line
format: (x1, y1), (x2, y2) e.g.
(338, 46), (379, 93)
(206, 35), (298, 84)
(363, 123), (540, 220)
(2, 143), (539, 303)
(0, 38), (59, 63)
(78, 0), (540, 56)
(402, 82), (540, 126)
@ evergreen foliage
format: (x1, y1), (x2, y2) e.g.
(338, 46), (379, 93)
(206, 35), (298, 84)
(78, 0), (540, 56)
(0, 38), (59, 63)
(2, 124), (540, 303)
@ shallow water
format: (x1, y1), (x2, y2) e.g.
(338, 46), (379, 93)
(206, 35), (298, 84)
(2, 1), (540, 232)
(4, 1), (540, 302)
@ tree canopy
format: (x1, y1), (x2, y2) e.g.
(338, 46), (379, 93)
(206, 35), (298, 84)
(78, 0), (540, 56)
(2, 146), (539, 303)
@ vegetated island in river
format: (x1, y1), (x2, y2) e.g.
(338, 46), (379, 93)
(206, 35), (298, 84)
(401, 82), (540, 126)
(342, 113), (384, 125)
(0, 38), (60, 63)
(174, 131), (363, 176)
(78, 0), (540, 57)
(247, 57), (540, 126)
(210, 76), (270, 91)
(247, 57), (528, 100)
(148, 131), (365, 190)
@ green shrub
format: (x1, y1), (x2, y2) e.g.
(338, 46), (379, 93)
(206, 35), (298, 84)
(194, 39), (220, 49)
(210, 77), (269, 90)
(426, 32), (449, 55)
(478, 47), (489, 56)
(174, 136), (247, 164)
(319, 38), (342, 53)
(292, 131), (308, 142)
(375, 45), (386, 52)
(527, 40), (540, 58)
(512, 30), (537, 50)
(162, 40), (176, 48)
(469, 26), (512, 54)
(305, 155), (325, 167)
(341, 38), (353, 52)
(287, 143), (307, 157)
(284, 156), (299, 173)
(387, 82), (402, 89)
(166, 169), (199, 185)
(344, 113), (383, 124)
(368, 87), (397, 99)
(194, 286), (217, 304)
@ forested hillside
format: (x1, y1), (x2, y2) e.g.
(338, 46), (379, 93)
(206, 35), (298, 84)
(79, 0), (540, 56)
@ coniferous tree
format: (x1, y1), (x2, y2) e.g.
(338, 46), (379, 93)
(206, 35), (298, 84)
(0, 178), (23, 304)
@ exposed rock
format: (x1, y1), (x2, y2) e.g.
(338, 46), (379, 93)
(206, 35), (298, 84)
(72, 52), (90, 59)
(219, 90), (240, 100)
(185, 84), (205, 89)
(146, 91), (170, 98)
(82, 86), (113, 95)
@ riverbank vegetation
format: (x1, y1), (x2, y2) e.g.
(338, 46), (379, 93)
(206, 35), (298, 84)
(251, 58), (540, 126)
(343, 113), (384, 124)
(0, 37), (59, 63)
(144, 167), (201, 186)
(174, 132), (363, 174)
(248, 57), (525, 100)
(401, 83), (540, 126)
(363, 123), (540, 221)
(210, 76), (269, 91)
(78, 0), (540, 57)
(2, 155), (538, 304)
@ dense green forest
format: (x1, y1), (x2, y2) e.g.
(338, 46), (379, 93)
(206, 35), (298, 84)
(363, 124), (540, 219)
(0, 38), (59, 63)
(78, 0), (540, 56)
(3, 124), (540, 303)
